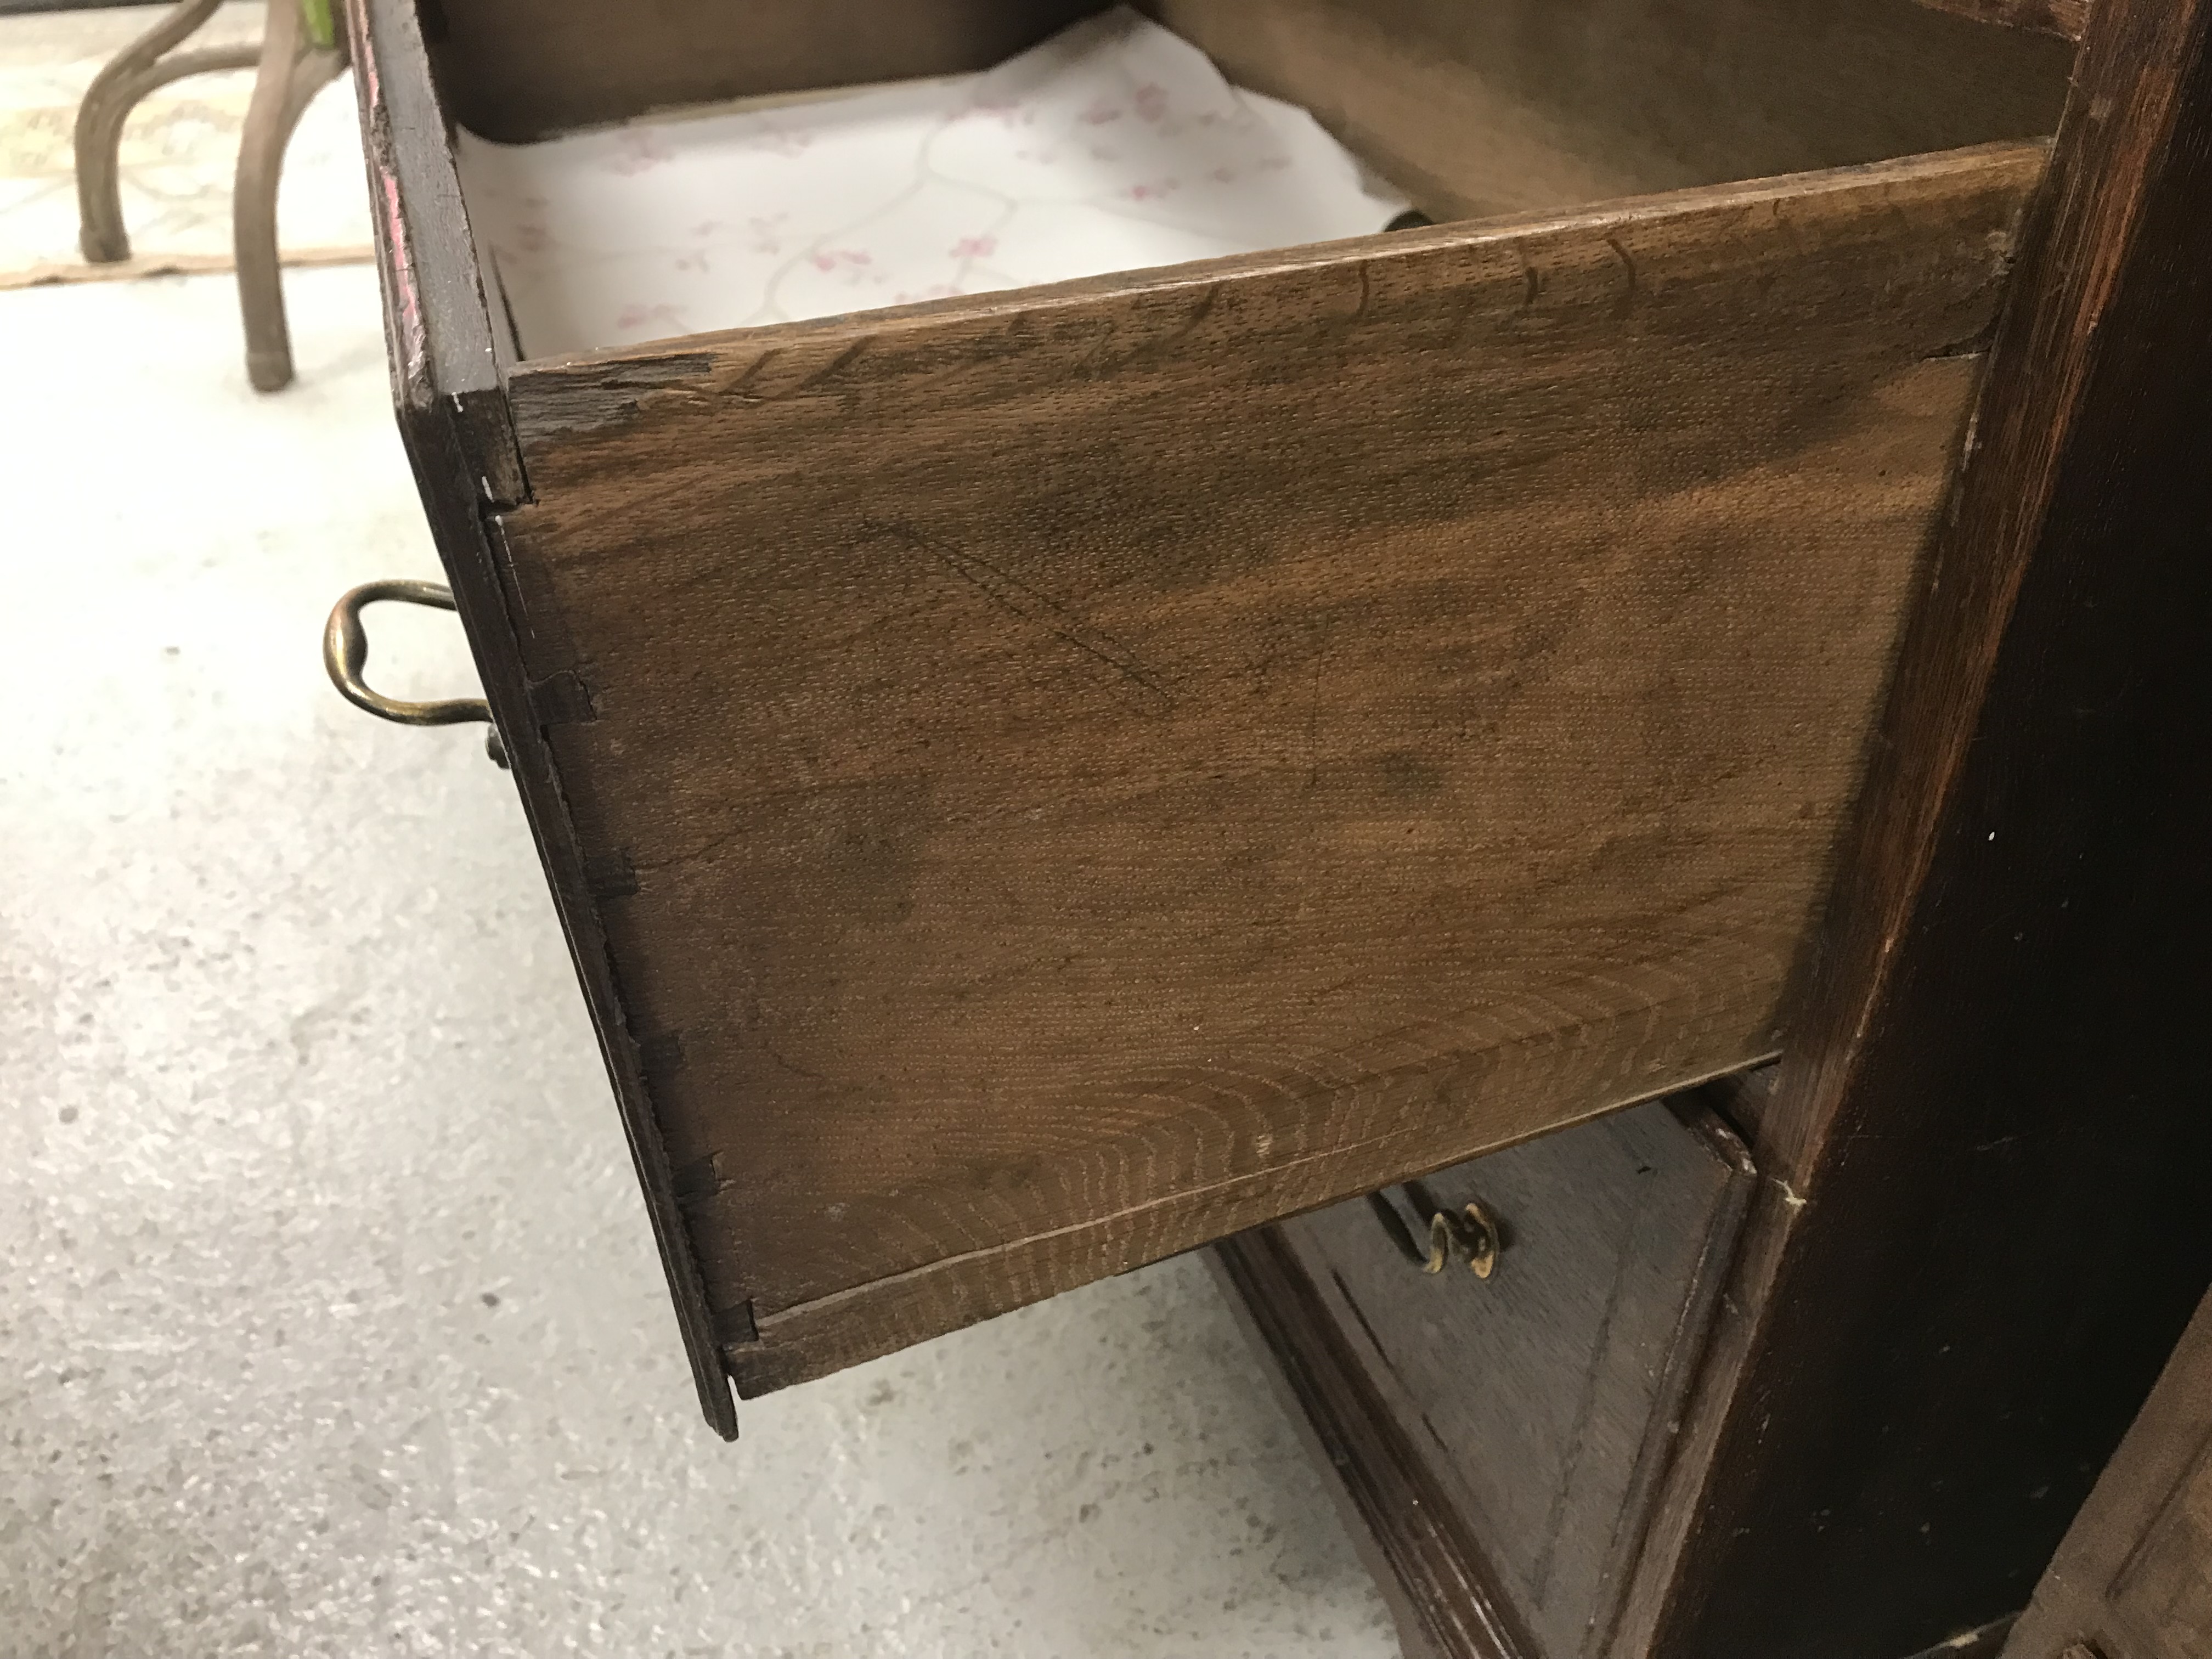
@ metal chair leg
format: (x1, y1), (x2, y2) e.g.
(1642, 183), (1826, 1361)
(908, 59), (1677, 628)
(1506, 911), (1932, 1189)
(235, 0), (346, 392)
(74, 0), (256, 264)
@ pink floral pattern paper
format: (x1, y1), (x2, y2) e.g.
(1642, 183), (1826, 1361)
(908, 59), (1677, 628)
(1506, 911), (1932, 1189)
(455, 7), (1408, 357)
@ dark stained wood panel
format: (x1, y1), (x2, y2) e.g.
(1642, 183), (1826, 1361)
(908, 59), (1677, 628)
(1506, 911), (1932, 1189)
(1213, 1227), (1537, 1659)
(1145, 0), (2070, 220)
(488, 144), (2043, 1396)
(1274, 1097), (1754, 1659)
(427, 0), (1107, 142)
(421, 0), (2074, 162)
(1630, 0), (2212, 1644)
(2005, 1287), (2212, 1659)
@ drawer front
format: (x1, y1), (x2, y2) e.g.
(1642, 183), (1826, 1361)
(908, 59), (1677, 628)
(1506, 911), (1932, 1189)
(1229, 1094), (1754, 1659)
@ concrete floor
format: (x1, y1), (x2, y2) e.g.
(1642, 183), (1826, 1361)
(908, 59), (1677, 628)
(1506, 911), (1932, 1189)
(0, 266), (1401, 1655)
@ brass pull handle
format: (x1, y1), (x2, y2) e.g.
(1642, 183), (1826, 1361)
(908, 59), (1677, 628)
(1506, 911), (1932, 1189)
(1368, 1182), (1502, 1279)
(323, 579), (508, 767)
(323, 579), (490, 726)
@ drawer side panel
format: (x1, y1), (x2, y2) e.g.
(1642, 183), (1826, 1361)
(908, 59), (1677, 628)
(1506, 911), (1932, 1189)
(494, 144), (2042, 1393)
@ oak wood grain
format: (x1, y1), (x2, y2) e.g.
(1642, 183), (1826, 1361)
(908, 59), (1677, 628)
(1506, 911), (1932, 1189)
(1144, 0), (2070, 221)
(485, 144), (2040, 1395)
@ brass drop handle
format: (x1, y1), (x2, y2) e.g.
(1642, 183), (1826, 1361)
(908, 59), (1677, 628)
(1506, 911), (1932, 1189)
(323, 579), (507, 766)
(1368, 1181), (1502, 1279)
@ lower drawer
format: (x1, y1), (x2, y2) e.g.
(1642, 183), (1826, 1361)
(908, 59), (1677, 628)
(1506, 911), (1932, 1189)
(1217, 1092), (1754, 1659)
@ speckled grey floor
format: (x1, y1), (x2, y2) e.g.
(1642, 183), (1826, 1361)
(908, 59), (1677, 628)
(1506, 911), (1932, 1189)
(0, 267), (1400, 1657)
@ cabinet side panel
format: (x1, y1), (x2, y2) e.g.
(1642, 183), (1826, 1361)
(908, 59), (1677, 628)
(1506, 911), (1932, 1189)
(1640, 0), (2212, 1649)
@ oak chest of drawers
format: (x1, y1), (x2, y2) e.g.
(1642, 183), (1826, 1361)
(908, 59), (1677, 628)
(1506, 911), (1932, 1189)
(336, 0), (2212, 1650)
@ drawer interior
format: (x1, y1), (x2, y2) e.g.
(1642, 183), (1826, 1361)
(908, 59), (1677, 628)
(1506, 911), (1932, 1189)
(426, 0), (2070, 359)
(1148, 0), (2070, 218)
(449, 10), (1420, 357)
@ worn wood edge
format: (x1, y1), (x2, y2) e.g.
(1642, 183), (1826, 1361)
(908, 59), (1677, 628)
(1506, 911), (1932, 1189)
(1209, 1228), (1534, 1659)
(1908, 1616), (2021, 1658)
(1664, 1088), (1763, 1183)
(1754, 0), (2188, 1212)
(351, 0), (504, 403)
(1620, 0), (2212, 1645)
(1604, 1073), (1794, 1653)
(1606, 1166), (1799, 1652)
(500, 137), (2051, 450)
(2002, 1285), (2212, 1656)
(1584, 1098), (1759, 1656)
(347, 0), (739, 1438)
(1912, 0), (2087, 40)
(719, 939), (1785, 1395)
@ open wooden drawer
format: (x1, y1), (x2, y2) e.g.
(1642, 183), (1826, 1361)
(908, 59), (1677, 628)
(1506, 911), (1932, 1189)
(336, 0), (2074, 1435)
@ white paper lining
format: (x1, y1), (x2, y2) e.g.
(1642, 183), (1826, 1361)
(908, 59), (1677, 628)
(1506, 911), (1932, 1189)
(456, 7), (1408, 358)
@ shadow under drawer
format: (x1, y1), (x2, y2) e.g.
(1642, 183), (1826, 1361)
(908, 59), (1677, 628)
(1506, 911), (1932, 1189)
(1216, 1092), (1755, 1659)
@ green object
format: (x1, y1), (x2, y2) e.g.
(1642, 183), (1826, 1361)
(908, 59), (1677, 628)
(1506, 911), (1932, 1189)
(300, 0), (335, 50)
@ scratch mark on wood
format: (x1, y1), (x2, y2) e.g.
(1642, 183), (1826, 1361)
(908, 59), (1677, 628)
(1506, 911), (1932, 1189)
(874, 522), (1176, 707)
(511, 352), (713, 439)
(1604, 236), (1640, 321)
(1159, 281), (1222, 357)
(726, 348), (781, 403)
(790, 337), (870, 398)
